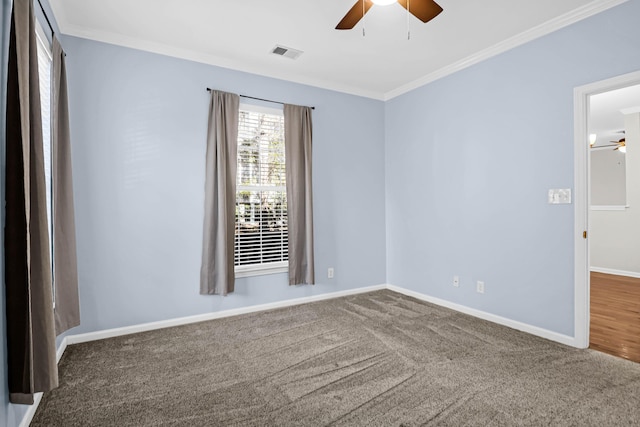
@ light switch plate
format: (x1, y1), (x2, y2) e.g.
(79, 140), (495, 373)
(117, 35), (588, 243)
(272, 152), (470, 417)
(548, 188), (572, 204)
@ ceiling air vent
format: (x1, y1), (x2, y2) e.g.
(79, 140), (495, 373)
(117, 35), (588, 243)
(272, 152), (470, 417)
(271, 45), (303, 60)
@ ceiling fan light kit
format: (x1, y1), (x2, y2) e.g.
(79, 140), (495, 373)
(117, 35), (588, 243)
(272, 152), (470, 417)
(618, 138), (627, 153)
(335, 0), (443, 30)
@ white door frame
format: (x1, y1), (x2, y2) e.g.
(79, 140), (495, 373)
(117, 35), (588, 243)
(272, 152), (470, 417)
(573, 69), (640, 348)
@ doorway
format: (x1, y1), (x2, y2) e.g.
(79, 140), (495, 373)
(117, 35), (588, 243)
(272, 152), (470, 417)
(574, 70), (640, 359)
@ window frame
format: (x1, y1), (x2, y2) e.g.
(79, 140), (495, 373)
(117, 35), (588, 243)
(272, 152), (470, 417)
(35, 18), (56, 302)
(234, 103), (288, 278)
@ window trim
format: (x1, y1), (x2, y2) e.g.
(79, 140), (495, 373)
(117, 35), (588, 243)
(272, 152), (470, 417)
(35, 17), (52, 57)
(235, 261), (288, 278)
(234, 103), (288, 278)
(35, 18), (56, 305)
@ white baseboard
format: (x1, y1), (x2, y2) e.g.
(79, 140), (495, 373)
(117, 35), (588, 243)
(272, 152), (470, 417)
(387, 285), (579, 348)
(66, 284), (387, 345)
(61, 282), (579, 352)
(590, 267), (640, 279)
(22, 285), (386, 426)
(18, 393), (42, 427)
(19, 340), (69, 427)
(27, 282), (580, 427)
(56, 337), (69, 363)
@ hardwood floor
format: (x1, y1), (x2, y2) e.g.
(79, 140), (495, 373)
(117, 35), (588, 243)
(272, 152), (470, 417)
(590, 271), (640, 363)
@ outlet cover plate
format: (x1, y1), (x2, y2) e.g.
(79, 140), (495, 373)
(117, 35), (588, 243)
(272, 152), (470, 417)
(548, 188), (571, 204)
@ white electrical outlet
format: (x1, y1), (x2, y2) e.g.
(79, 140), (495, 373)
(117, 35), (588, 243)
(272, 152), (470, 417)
(477, 281), (485, 294)
(453, 276), (460, 287)
(328, 268), (334, 279)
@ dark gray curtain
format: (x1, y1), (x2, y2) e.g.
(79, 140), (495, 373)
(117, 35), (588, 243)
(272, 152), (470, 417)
(52, 35), (80, 334)
(200, 90), (239, 295)
(284, 104), (315, 285)
(4, 0), (58, 404)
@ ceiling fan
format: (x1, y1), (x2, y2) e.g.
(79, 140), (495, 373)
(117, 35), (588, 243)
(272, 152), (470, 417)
(336, 0), (443, 30)
(590, 131), (627, 153)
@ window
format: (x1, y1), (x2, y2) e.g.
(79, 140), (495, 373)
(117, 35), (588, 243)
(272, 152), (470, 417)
(36, 22), (52, 241)
(35, 20), (55, 299)
(235, 105), (288, 277)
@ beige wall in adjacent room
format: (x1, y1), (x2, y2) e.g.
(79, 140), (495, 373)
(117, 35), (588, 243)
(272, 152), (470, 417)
(591, 149), (626, 206)
(591, 112), (640, 274)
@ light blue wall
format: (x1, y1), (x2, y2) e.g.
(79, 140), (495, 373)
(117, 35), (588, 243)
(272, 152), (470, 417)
(385, 0), (640, 336)
(59, 35), (387, 334)
(3, 0), (640, 425)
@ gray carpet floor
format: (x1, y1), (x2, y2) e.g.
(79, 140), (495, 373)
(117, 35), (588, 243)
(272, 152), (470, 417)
(32, 290), (640, 426)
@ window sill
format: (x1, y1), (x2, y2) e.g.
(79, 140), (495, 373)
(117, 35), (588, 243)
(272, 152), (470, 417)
(235, 261), (288, 278)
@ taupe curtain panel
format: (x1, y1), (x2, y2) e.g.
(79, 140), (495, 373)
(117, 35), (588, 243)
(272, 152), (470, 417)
(52, 35), (81, 334)
(200, 90), (239, 295)
(4, 0), (58, 404)
(284, 104), (315, 285)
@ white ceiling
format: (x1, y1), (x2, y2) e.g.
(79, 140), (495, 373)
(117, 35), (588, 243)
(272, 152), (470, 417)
(590, 84), (640, 147)
(49, 0), (626, 100)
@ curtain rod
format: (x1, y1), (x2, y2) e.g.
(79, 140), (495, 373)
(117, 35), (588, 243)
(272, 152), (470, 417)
(206, 88), (315, 110)
(36, 0), (55, 35)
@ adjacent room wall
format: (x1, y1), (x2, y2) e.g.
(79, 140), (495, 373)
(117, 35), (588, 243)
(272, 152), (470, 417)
(385, 0), (640, 337)
(590, 149), (626, 206)
(58, 34), (387, 335)
(591, 112), (640, 274)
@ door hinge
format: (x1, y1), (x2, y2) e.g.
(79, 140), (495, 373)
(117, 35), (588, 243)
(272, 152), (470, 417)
(583, 230), (587, 239)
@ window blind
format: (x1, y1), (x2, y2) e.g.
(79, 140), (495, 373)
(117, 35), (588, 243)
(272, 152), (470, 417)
(36, 24), (54, 277)
(235, 108), (288, 267)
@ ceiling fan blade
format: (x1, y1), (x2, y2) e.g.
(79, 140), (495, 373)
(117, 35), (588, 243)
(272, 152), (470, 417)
(336, 0), (374, 30)
(397, 0), (443, 23)
(591, 144), (621, 150)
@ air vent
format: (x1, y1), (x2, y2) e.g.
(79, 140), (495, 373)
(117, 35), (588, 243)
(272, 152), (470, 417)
(271, 45), (303, 60)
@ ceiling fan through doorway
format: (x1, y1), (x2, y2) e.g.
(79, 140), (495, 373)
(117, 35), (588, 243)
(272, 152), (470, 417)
(336, 0), (443, 30)
(590, 131), (627, 153)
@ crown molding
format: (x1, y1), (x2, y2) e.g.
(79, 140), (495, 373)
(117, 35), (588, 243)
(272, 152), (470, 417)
(49, 0), (627, 102)
(620, 106), (640, 115)
(48, 0), (387, 101)
(383, 0), (629, 100)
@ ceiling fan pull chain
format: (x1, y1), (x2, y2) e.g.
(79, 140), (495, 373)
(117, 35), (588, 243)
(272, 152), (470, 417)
(407, 0), (411, 40)
(363, 0), (366, 37)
